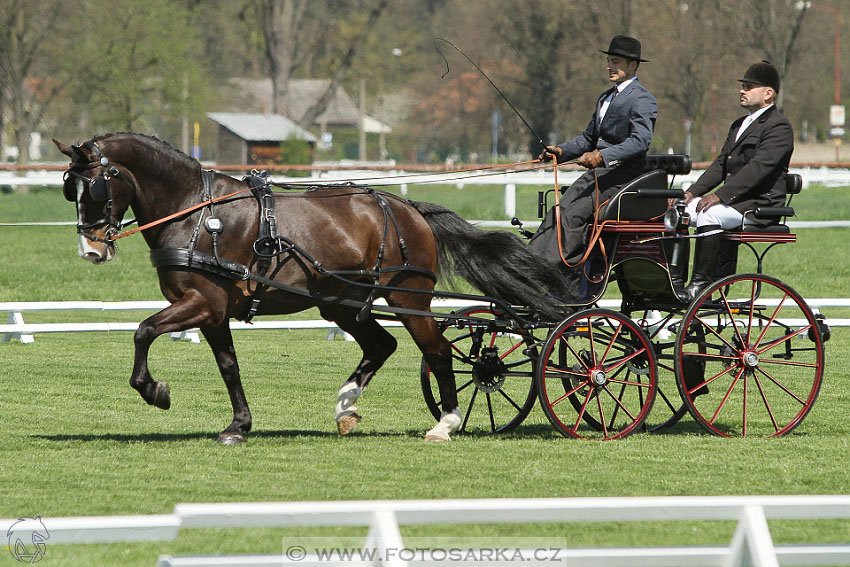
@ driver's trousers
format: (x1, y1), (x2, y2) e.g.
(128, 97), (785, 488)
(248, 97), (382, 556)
(529, 161), (643, 266)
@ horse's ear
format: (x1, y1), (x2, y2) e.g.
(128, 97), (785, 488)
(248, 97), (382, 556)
(53, 138), (73, 157)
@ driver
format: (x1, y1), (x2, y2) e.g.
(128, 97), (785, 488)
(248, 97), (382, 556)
(530, 35), (657, 298)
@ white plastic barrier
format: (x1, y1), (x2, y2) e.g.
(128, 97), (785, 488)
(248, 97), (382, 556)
(0, 299), (496, 344)
(3, 496), (850, 566)
(2, 299), (847, 345)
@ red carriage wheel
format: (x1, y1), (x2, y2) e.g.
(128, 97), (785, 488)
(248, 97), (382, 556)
(420, 306), (537, 434)
(674, 274), (825, 437)
(535, 309), (657, 440)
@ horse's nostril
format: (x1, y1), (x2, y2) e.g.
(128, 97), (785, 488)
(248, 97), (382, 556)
(85, 252), (105, 264)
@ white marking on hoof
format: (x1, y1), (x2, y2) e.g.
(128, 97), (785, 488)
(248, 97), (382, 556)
(335, 382), (362, 435)
(424, 409), (462, 442)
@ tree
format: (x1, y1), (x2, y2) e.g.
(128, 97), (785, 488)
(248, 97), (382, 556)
(260, 0), (388, 128)
(68, 0), (213, 137)
(0, 0), (71, 164)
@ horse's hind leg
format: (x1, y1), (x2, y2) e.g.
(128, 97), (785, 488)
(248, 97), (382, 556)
(327, 310), (397, 435)
(398, 314), (461, 442)
(200, 322), (252, 444)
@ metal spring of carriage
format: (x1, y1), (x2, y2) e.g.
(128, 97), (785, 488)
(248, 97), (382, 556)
(420, 154), (830, 440)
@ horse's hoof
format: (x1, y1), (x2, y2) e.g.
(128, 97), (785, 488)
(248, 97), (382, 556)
(153, 381), (171, 410)
(217, 433), (245, 445)
(337, 413), (361, 435)
(424, 432), (451, 442)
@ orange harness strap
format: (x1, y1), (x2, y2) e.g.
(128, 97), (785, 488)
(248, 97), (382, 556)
(111, 187), (254, 241)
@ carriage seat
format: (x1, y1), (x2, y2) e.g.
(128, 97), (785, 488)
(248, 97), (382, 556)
(731, 173), (802, 235)
(597, 154), (691, 222)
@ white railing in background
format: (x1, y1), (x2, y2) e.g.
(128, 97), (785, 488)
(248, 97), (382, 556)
(2, 298), (847, 345)
(3, 496), (850, 567)
(0, 299), (490, 344)
(3, 165), (849, 218)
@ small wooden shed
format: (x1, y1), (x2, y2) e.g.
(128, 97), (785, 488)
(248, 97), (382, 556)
(206, 112), (318, 165)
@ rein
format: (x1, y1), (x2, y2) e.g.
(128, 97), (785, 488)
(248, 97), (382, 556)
(110, 186), (254, 241)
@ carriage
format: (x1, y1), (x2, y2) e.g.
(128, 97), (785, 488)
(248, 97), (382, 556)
(57, 134), (828, 443)
(421, 154), (829, 439)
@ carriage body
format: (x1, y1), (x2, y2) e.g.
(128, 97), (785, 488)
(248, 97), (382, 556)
(425, 155), (827, 440)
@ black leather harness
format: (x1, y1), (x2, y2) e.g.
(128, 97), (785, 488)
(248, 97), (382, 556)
(150, 175), (446, 323)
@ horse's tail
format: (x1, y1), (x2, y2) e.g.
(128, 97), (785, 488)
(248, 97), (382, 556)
(412, 201), (568, 317)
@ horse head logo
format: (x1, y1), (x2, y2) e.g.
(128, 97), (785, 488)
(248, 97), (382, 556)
(6, 517), (49, 564)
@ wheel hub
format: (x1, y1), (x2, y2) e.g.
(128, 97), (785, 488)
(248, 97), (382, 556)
(591, 369), (607, 386)
(742, 351), (760, 368)
(472, 347), (506, 393)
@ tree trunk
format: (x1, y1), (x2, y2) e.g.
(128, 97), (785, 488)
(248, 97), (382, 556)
(297, 0), (388, 129)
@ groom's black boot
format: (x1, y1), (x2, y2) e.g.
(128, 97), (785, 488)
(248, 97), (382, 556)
(664, 238), (690, 302)
(684, 225), (722, 301)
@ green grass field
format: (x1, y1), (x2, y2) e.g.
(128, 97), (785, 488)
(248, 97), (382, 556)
(1, 184), (849, 565)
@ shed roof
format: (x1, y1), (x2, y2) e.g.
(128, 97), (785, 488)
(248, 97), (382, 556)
(222, 79), (392, 133)
(206, 112), (318, 142)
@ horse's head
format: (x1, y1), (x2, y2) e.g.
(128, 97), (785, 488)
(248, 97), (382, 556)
(54, 138), (136, 264)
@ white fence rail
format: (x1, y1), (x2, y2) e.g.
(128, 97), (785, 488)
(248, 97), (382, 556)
(0, 299), (491, 344)
(2, 298), (848, 345)
(4, 496), (850, 566)
(3, 165), (849, 218)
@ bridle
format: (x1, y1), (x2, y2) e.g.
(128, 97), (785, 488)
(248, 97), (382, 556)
(63, 141), (134, 244)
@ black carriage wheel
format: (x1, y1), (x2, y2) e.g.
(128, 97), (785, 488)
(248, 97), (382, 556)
(420, 306), (537, 434)
(535, 309), (657, 440)
(674, 274), (825, 437)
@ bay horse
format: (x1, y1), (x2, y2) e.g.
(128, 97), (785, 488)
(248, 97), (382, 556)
(54, 133), (564, 443)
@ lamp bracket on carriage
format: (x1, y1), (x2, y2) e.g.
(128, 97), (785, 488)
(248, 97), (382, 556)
(663, 200), (691, 233)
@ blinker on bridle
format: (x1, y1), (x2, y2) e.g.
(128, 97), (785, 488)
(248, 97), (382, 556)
(63, 141), (130, 244)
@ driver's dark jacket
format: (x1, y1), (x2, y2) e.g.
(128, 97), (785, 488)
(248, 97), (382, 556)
(688, 105), (793, 226)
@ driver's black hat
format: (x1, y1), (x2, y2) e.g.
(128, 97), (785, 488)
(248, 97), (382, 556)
(600, 35), (649, 62)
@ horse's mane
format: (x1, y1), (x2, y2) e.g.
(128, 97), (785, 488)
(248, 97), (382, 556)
(93, 132), (200, 173)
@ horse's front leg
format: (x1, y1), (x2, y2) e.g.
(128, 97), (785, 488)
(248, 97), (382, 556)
(130, 292), (214, 411)
(200, 322), (252, 444)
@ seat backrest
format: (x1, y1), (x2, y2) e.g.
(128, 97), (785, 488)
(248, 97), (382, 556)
(643, 154), (692, 175)
(786, 173), (802, 196)
(599, 169), (670, 221)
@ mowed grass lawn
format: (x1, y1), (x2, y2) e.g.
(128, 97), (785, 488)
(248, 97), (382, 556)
(1, 183), (849, 565)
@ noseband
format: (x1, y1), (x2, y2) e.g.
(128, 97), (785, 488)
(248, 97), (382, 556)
(63, 141), (133, 244)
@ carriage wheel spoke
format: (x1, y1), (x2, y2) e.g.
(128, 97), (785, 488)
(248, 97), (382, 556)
(486, 392), (496, 431)
(603, 383), (637, 423)
(561, 336), (592, 372)
(753, 371), (780, 432)
(755, 366), (807, 405)
(573, 388), (594, 431)
(756, 326), (811, 356)
(719, 287), (747, 351)
(597, 320), (623, 367)
(742, 373), (748, 436)
(462, 388), (478, 430)
(694, 314), (739, 352)
(586, 318), (598, 367)
(753, 293), (789, 348)
(498, 339), (524, 359)
(745, 279), (757, 345)
(596, 391), (609, 438)
(689, 362), (738, 397)
(496, 388), (524, 412)
(709, 369), (743, 425)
